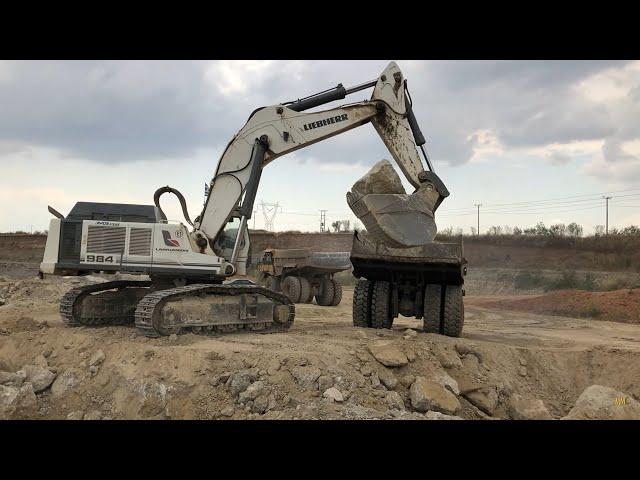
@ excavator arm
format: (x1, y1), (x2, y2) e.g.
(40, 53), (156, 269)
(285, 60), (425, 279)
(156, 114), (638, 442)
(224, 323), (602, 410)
(175, 62), (449, 270)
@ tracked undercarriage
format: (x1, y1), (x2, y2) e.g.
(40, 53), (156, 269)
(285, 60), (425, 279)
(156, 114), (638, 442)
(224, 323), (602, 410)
(60, 279), (294, 337)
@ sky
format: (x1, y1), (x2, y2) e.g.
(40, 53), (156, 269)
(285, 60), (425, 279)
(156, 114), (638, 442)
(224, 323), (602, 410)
(1, 60), (639, 235)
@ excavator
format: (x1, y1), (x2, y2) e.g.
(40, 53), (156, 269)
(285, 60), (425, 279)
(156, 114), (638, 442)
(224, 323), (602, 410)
(39, 61), (465, 337)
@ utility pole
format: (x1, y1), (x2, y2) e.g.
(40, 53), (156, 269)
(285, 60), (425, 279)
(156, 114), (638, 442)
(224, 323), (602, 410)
(474, 204), (482, 236)
(319, 210), (327, 232)
(603, 196), (612, 235)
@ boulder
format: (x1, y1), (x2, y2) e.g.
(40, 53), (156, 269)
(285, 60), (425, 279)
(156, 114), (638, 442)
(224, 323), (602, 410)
(455, 374), (483, 395)
(461, 354), (482, 376)
(323, 387), (344, 403)
(66, 411), (84, 420)
(291, 366), (322, 388)
(238, 381), (266, 403)
(463, 386), (499, 416)
(455, 344), (484, 363)
(252, 395), (270, 414)
(351, 160), (406, 196)
(0, 384), (37, 419)
(377, 367), (398, 390)
(431, 371), (460, 396)
(226, 370), (257, 396)
(20, 365), (56, 393)
(368, 341), (408, 367)
(399, 374), (416, 388)
(508, 394), (552, 420)
(0, 370), (26, 387)
(51, 368), (81, 397)
(563, 385), (640, 420)
(0, 385), (20, 415)
(89, 349), (106, 367)
(410, 377), (461, 415)
(17, 384), (37, 411)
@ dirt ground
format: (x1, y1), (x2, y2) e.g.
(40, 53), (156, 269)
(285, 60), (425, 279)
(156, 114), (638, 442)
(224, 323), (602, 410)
(471, 289), (640, 324)
(2, 269), (640, 420)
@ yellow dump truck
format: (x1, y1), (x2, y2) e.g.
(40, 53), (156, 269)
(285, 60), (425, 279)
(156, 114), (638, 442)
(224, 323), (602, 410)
(257, 248), (351, 306)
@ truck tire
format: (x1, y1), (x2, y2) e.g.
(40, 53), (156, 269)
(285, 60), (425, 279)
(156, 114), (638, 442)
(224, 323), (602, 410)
(423, 284), (442, 334)
(281, 276), (302, 303)
(370, 281), (393, 329)
(299, 276), (312, 304)
(266, 275), (281, 292)
(353, 279), (372, 327)
(330, 279), (343, 306)
(315, 277), (335, 306)
(442, 285), (464, 337)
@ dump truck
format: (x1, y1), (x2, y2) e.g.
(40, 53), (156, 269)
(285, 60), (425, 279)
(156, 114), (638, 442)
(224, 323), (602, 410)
(257, 248), (350, 305)
(350, 230), (467, 336)
(346, 160), (467, 336)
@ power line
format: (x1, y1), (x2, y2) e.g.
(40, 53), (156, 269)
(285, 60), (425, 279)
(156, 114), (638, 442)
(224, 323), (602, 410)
(256, 187), (640, 230)
(440, 193), (640, 214)
(474, 203), (482, 235)
(603, 196), (613, 235)
(439, 191), (640, 214)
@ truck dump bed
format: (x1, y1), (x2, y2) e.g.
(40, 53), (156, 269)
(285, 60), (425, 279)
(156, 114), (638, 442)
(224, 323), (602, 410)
(350, 232), (466, 285)
(257, 248), (351, 276)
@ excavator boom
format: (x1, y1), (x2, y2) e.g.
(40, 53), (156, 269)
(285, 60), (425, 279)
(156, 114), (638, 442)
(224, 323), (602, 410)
(191, 61), (448, 267)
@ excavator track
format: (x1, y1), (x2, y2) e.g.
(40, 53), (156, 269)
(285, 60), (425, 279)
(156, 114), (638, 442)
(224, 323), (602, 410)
(134, 282), (295, 338)
(60, 280), (153, 326)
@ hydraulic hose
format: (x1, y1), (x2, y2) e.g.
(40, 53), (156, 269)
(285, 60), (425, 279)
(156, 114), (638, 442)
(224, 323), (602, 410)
(153, 186), (194, 227)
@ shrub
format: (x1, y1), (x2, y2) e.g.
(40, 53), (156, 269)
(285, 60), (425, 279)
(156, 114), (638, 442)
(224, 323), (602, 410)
(514, 270), (545, 290)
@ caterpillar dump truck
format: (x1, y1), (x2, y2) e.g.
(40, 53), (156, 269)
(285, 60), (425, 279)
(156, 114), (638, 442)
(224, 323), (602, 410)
(39, 61), (464, 337)
(257, 249), (351, 305)
(346, 159), (467, 336)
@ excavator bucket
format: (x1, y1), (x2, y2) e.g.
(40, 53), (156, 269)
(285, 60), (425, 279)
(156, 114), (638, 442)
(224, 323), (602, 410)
(347, 160), (444, 247)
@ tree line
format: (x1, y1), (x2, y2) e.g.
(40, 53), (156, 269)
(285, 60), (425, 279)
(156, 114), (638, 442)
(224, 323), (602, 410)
(439, 222), (640, 238)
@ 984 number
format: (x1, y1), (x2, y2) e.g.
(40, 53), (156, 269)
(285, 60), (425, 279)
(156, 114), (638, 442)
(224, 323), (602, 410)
(86, 255), (114, 263)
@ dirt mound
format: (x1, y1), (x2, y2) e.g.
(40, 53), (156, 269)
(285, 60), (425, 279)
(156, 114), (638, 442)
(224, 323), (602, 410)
(2, 274), (640, 420)
(475, 288), (640, 324)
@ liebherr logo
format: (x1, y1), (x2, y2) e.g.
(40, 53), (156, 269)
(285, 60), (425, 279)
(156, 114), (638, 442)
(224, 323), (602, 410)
(303, 114), (348, 131)
(162, 230), (181, 247)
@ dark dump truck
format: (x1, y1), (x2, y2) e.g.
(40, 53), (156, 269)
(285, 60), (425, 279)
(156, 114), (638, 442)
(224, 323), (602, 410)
(257, 248), (351, 306)
(349, 231), (467, 336)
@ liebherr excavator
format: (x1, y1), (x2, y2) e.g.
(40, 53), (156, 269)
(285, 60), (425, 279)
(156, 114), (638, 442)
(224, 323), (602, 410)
(40, 61), (464, 337)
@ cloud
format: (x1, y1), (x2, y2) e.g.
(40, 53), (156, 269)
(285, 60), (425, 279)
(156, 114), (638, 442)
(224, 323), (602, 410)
(547, 151), (572, 166)
(0, 60), (638, 182)
(583, 156), (640, 185)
